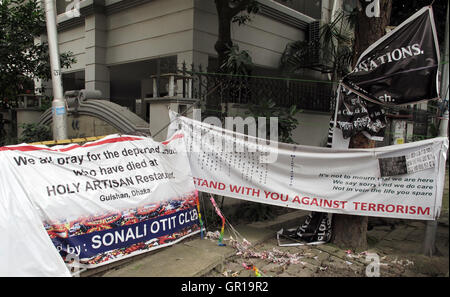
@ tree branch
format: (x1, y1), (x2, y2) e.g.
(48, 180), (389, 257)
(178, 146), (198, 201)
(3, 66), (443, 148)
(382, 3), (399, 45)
(229, 0), (253, 17)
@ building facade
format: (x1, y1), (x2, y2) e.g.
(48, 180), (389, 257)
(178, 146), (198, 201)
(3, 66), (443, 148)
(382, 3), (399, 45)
(31, 0), (351, 145)
(43, 0), (326, 106)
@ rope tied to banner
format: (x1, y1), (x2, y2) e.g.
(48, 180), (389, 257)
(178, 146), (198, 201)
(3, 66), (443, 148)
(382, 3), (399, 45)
(209, 195), (226, 246)
(195, 190), (204, 239)
(205, 195), (309, 277)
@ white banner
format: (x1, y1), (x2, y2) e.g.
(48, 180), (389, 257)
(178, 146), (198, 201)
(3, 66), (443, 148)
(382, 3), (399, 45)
(0, 154), (71, 277)
(178, 115), (448, 221)
(0, 134), (200, 275)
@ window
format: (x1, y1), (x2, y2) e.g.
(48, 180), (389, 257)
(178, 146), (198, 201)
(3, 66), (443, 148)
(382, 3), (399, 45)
(62, 71), (85, 92)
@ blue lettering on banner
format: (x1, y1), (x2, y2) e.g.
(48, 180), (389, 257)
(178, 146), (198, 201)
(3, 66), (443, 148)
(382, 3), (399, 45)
(52, 207), (199, 259)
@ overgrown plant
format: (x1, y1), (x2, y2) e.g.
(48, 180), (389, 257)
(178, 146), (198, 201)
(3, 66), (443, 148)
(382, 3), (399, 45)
(280, 9), (355, 81)
(18, 123), (52, 144)
(246, 98), (300, 144)
(221, 44), (253, 75)
(39, 97), (52, 112)
(214, 0), (288, 72)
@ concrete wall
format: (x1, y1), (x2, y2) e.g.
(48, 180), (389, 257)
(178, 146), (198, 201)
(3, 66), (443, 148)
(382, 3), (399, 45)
(56, 0), (197, 100)
(56, 0), (196, 66)
(56, 0), (310, 76)
(105, 0), (195, 66)
(52, 0), (313, 125)
(15, 111), (119, 140)
(148, 98), (198, 142)
(223, 103), (330, 147)
(16, 110), (44, 139)
(291, 111), (331, 146)
(58, 25), (86, 72)
(147, 97), (331, 146)
(192, 0), (306, 69)
(67, 114), (120, 138)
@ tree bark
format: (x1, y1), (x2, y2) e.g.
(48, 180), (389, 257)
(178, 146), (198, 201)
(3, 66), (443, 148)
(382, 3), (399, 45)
(352, 0), (393, 65)
(332, 134), (376, 251)
(331, 0), (392, 250)
(215, 1), (233, 71)
(214, 0), (253, 71)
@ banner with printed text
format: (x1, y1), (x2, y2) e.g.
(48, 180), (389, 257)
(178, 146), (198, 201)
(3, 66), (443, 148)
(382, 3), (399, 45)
(342, 6), (440, 106)
(332, 6), (441, 145)
(178, 115), (448, 221)
(0, 134), (200, 271)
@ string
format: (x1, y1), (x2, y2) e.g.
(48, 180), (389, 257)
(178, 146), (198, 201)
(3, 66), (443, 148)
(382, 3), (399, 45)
(186, 64), (449, 85)
(200, 192), (209, 234)
(209, 195), (226, 246)
(207, 195), (269, 277)
(195, 190), (205, 239)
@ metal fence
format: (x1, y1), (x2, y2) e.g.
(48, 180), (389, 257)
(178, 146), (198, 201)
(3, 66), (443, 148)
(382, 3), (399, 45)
(175, 65), (442, 142)
(180, 64), (335, 115)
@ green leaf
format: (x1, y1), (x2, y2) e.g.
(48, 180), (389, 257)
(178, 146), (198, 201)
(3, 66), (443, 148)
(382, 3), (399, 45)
(0, 0), (75, 103)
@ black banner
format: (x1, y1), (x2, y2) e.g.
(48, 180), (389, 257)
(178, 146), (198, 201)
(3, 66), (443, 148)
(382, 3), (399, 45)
(335, 85), (387, 141)
(342, 6), (440, 106)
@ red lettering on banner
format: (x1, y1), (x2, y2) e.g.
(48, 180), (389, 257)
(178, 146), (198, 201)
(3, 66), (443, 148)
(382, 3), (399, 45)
(323, 199), (333, 208)
(310, 198), (319, 207)
(192, 176), (431, 217)
(418, 207), (430, 216)
(352, 202), (430, 216)
(193, 177), (263, 198)
(193, 177), (226, 191)
(360, 203), (367, 211)
(292, 196), (346, 210)
(229, 184), (242, 193)
(301, 197), (310, 205)
(292, 196), (301, 204)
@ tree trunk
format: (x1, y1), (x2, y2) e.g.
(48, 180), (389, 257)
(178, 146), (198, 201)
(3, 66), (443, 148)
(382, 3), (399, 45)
(352, 0), (393, 65)
(332, 134), (376, 250)
(331, 0), (392, 250)
(332, 215), (369, 251)
(214, 0), (254, 71)
(214, 1), (234, 72)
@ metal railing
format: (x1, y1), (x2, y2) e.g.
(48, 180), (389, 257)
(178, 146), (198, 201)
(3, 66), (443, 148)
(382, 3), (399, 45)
(179, 64), (335, 114)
